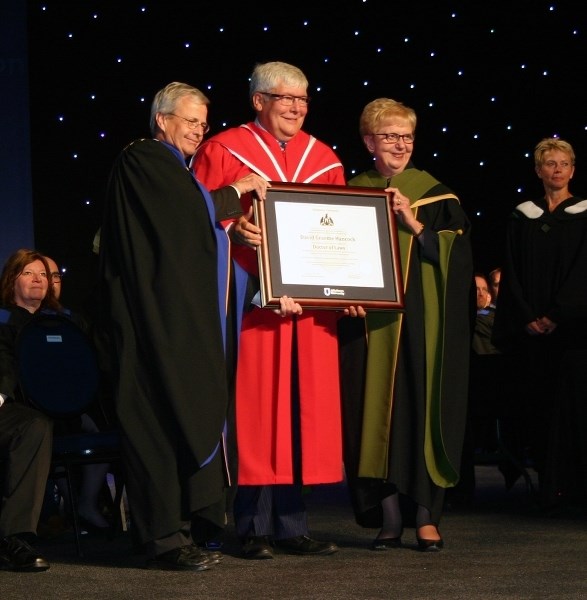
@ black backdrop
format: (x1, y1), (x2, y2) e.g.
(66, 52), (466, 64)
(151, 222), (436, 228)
(21, 0), (587, 309)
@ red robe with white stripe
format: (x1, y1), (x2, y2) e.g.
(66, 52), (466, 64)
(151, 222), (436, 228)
(194, 121), (346, 485)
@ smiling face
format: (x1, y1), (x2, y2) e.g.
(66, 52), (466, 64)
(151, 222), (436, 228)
(364, 116), (414, 178)
(252, 83), (308, 142)
(155, 95), (209, 158)
(14, 259), (49, 312)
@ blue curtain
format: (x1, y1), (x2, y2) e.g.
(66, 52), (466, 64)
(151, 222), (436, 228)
(0, 0), (35, 265)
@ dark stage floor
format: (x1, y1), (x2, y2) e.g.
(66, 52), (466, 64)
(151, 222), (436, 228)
(2, 466), (586, 600)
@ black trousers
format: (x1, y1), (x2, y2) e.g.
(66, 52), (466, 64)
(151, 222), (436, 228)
(0, 402), (53, 537)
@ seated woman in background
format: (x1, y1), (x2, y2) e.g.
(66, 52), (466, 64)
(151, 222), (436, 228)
(0, 248), (111, 532)
(0, 249), (56, 571)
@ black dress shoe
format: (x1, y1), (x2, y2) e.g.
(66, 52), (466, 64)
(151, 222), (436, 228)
(274, 535), (338, 556)
(371, 536), (402, 550)
(147, 544), (211, 571)
(197, 545), (223, 564)
(416, 537), (444, 552)
(242, 536), (274, 559)
(0, 535), (50, 572)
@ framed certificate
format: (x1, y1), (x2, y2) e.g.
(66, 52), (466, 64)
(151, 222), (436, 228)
(252, 182), (404, 310)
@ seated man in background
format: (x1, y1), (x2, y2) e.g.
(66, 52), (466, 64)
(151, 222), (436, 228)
(42, 256), (112, 533)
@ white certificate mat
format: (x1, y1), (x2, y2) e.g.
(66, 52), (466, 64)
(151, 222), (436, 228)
(254, 183), (404, 311)
(275, 202), (384, 287)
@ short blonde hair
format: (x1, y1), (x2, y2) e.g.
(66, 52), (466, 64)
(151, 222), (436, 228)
(534, 137), (575, 167)
(359, 98), (417, 137)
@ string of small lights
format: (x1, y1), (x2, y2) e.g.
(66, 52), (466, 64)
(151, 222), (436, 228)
(27, 1), (586, 306)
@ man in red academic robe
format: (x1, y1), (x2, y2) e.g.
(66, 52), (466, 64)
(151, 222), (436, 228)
(194, 61), (347, 559)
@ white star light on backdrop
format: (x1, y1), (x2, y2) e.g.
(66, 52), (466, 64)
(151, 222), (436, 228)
(28, 0), (585, 306)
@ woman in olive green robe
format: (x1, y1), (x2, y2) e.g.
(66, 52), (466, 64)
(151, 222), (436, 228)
(340, 98), (473, 550)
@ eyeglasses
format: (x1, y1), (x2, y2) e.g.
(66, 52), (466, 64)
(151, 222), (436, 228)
(167, 113), (210, 133)
(19, 270), (47, 279)
(259, 92), (311, 107)
(51, 272), (63, 282)
(372, 132), (415, 144)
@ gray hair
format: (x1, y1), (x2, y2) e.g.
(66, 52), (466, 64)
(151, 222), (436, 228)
(150, 82), (209, 136)
(249, 61), (308, 103)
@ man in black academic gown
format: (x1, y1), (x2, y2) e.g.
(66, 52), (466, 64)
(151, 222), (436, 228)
(99, 82), (267, 571)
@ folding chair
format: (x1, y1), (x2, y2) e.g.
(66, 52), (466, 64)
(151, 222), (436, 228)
(15, 313), (124, 556)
